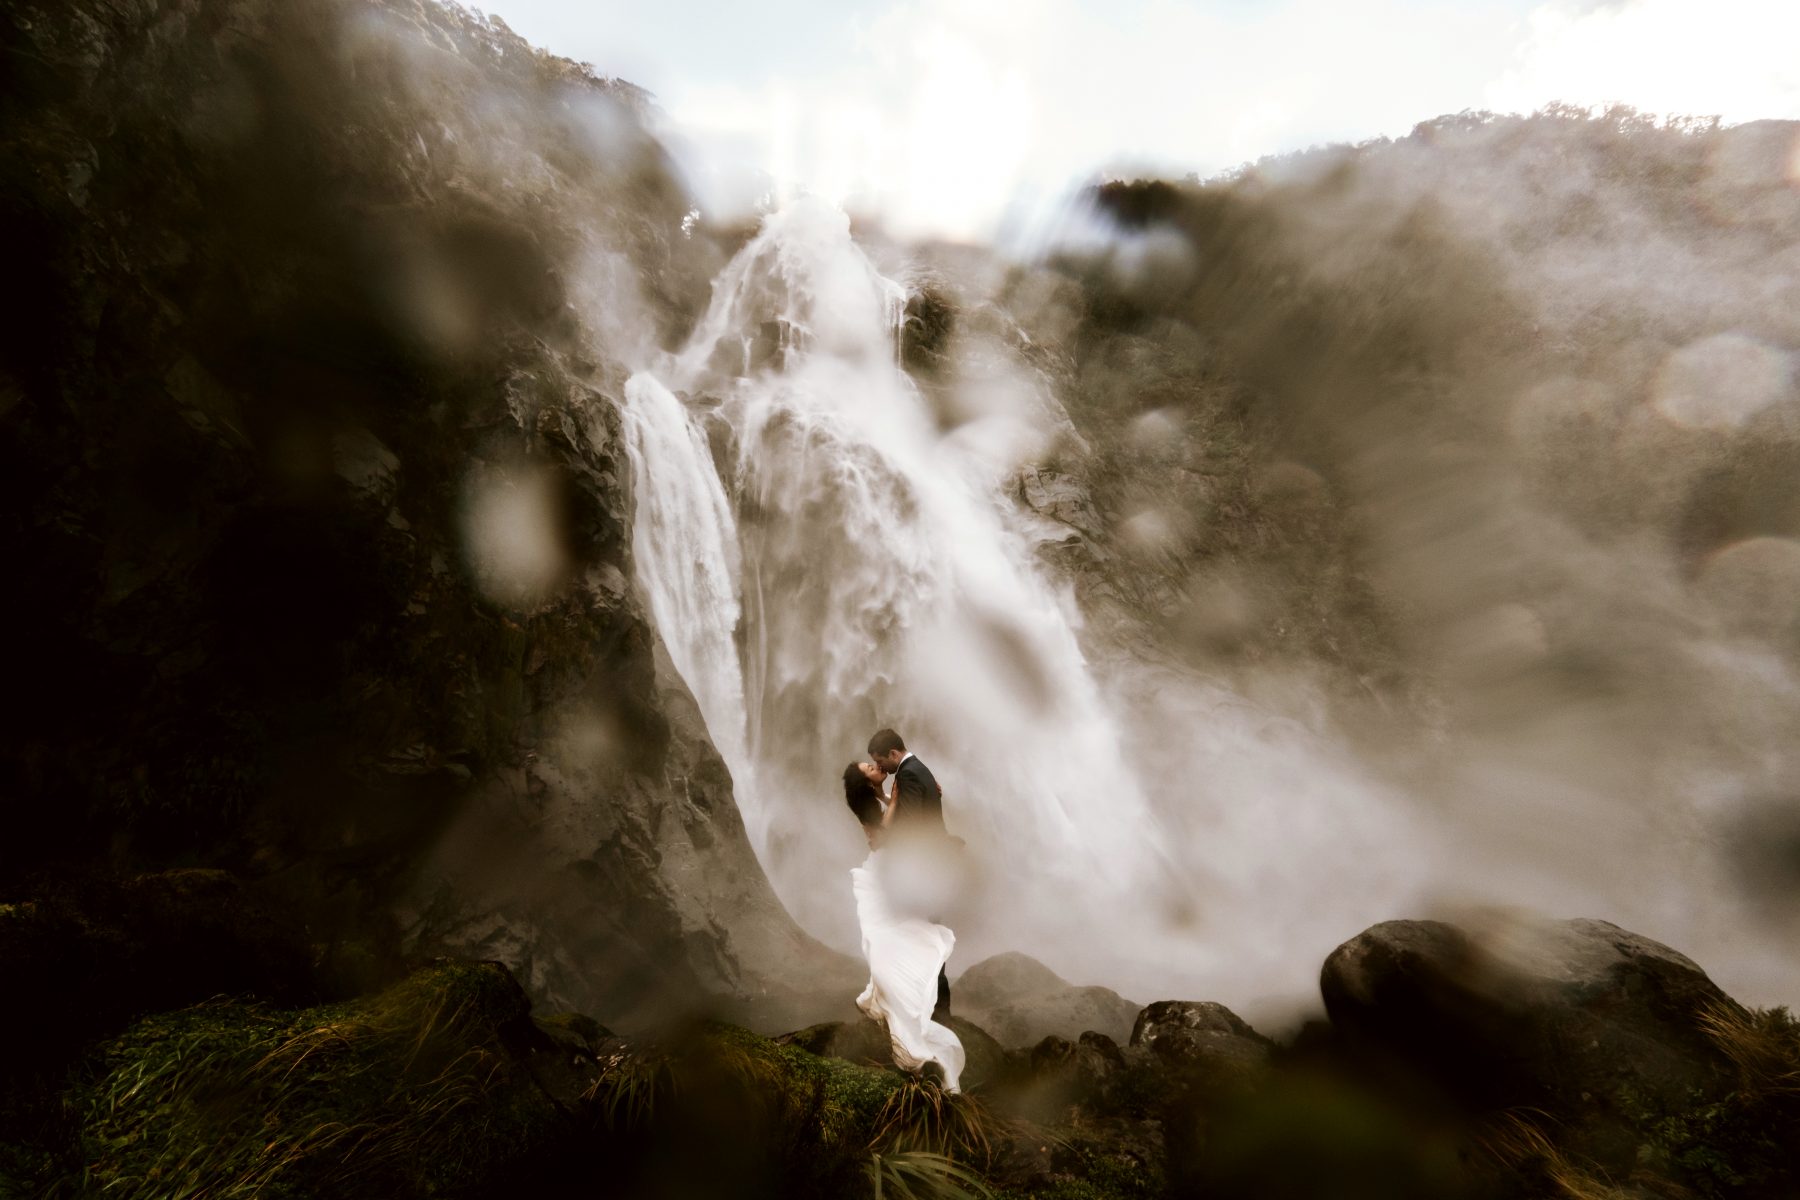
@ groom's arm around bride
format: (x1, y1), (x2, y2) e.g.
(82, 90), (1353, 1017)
(869, 727), (944, 833)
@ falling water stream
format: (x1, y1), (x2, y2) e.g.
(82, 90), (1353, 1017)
(606, 175), (1800, 1018)
(613, 196), (1774, 1012)
(618, 198), (1194, 977)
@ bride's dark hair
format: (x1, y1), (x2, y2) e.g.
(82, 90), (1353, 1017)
(843, 762), (882, 830)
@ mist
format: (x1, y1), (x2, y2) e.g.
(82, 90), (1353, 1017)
(568, 90), (1800, 1019)
(224, 1), (1800, 1024)
(969, 109), (1800, 1013)
(9, 0), (1800, 1194)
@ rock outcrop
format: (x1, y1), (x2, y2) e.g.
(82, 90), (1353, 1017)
(0, 869), (315, 1081)
(778, 1014), (1008, 1091)
(1322, 916), (1745, 1174)
(0, 0), (850, 1031)
(954, 951), (1142, 1045)
(1131, 999), (1272, 1075)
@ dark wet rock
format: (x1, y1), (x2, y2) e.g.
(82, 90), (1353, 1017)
(901, 284), (955, 378)
(535, 1010), (612, 1058)
(1131, 999), (1273, 1075)
(955, 951), (1141, 1046)
(0, 0), (849, 1032)
(1017, 1030), (1132, 1117)
(945, 1015), (1008, 1091)
(1321, 916), (1745, 1173)
(0, 869), (314, 1079)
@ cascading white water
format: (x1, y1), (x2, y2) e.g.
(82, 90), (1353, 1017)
(608, 164), (1800, 1020)
(618, 196), (1195, 980)
(618, 373), (751, 784)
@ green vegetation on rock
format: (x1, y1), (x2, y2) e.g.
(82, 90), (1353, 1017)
(74, 960), (561, 1199)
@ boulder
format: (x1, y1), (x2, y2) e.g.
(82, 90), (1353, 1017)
(1130, 1000), (1273, 1075)
(0, 869), (316, 1079)
(955, 951), (1141, 1046)
(945, 1015), (1009, 1091)
(1020, 1030), (1130, 1115)
(534, 1010), (612, 1058)
(1321, 916), (1744, 1172)
(777, 1017), (894, 1067)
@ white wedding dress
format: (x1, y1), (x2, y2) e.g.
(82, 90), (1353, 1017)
(852, 837), (966, 1092)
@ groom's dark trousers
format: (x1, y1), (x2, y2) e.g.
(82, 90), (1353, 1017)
(893, 754), (953, 1022)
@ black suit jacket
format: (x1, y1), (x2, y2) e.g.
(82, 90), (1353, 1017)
(892, 755), (945, 832)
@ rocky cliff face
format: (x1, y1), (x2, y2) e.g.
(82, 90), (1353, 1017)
(0, 0), (852, 1028)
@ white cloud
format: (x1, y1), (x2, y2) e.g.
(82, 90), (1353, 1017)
(1488, 0), (1800, 123)
(486, 0), (1800, 240)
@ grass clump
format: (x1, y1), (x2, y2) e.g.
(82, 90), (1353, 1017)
(75, 960), (560, 1199)
(584, 1042), (668, 1133)
(1476, 1110), (1640, 1200)
(1644, 1003), (1800, 1198)
(871, 1077), (1002, 1167)
(866, 1149), (993, 1200)
(661, 1021), (1013, 1199)
(1701, 1003), (1800, 1100)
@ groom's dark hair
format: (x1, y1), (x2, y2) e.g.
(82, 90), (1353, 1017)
(868, 728), (905, 757)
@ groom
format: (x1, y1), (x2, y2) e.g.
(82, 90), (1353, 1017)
(867, 727), (953, 1022)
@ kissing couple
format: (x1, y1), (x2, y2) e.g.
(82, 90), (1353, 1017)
(842, 727), (967, 1091)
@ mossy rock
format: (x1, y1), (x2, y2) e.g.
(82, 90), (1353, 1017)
(0, 870), (315, 1082)
(654, 1021), (1018, 1196)
(536, 1010), (610, 1055)
(68, 965), (1015, 1200)
(776, 1014), (1009, 1091)
(680, 1019), (907, 1144)
(74, 959), (571, 1199)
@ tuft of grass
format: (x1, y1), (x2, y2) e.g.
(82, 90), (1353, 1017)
(75, 961), (557, 1199)
(583, 1046), (668, 1132)
(1474, 1110), (1637, 1200)
(684, 1020), (908, 1147)
(865, 1149), (994, 1200)
(870, 1077), (1003, 1169)
(1699, 1003), (1800, 1099)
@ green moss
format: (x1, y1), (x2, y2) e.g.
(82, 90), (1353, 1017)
(536, 1010), (605, 1046)
(661, 1021), (1016, 1198)
(989, 1120), (1161, 1200)
(1609, 1006), (1800, 1199)
(74, 960), (561, 1199)
(1077, 1147), (1162, 1200)
(990, 1153), (1161, 1200)
(688, 1019), (908, 1144)
(1643, 1094), (1789, 1198)
(992, 1184), (1115, 1200)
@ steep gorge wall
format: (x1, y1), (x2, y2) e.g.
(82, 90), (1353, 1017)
(0, 0), (852, 1028)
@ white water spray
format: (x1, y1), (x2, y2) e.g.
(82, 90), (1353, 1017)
(618, 373), (751, 783)
(617, 197), (1195, 976)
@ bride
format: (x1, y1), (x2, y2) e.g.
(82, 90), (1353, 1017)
(842, 761), (965, 1091)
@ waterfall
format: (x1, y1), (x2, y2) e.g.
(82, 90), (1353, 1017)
(620, 195), (1187, 979)
(618, 373), (752, 794)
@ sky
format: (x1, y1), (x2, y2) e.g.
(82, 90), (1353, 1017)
(478, 0), (1800, 240)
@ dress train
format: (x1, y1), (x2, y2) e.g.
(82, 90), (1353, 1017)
(851, 849), (965, 1091)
